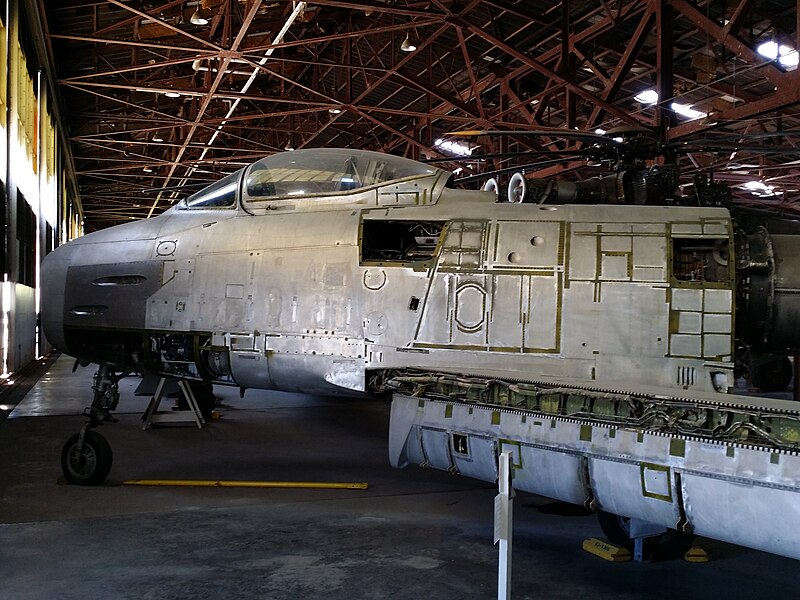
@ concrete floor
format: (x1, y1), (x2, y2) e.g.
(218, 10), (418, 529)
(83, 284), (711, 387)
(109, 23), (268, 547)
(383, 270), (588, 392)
(0, 356), (797, 599)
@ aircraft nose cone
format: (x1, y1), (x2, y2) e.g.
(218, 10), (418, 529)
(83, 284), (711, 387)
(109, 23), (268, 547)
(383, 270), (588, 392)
(41, 243), (74, 353)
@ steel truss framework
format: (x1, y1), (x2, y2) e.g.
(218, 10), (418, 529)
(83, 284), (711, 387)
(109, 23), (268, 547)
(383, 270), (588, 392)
(39, 0), (800, 229)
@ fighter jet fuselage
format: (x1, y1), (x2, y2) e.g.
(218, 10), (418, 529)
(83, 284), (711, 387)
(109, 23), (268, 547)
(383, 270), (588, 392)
(41, 149), (800, 401)
(43, 148), (800, 561)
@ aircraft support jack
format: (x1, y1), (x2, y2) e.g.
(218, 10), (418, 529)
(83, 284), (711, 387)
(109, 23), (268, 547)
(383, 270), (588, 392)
(60, 365), (124, 486)
(596, 511), (695, 562)
(141, 378), (206, 429)
(628, 518), (669, 563)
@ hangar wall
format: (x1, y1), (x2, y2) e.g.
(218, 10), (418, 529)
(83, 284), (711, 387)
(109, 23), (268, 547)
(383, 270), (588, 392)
(1, 0), (82, 376)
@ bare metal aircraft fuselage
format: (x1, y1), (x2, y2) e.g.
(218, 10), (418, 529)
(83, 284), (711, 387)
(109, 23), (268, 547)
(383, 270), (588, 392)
(43, 152), (746, 398)
(41, 149), (800, 561)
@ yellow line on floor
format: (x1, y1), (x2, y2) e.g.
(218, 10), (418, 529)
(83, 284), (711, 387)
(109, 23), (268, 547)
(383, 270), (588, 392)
(122, 479), (368, 490)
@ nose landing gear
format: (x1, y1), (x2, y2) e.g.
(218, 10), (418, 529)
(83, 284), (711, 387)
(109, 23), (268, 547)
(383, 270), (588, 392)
(61, 429), (113, 485)
(60, 365), (126, 486)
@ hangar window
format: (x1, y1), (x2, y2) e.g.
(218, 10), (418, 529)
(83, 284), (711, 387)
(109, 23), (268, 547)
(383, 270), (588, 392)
(361, 220), (445, 264)
(672, 238), (729, 283)
(17, 192), (36, 287)
(182, 169), (242, 209)
(45, 223), (53, 255)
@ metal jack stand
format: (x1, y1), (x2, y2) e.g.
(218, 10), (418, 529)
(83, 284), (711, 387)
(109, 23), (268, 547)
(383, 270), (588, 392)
(142, 378), (205, 430)
(628, 518), (668, 563)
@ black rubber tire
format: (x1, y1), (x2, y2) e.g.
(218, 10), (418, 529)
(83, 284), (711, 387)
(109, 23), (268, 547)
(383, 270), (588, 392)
(750, 357), (793, 392)
(61, 430), (113, 486)
(597, 511), (695, 558)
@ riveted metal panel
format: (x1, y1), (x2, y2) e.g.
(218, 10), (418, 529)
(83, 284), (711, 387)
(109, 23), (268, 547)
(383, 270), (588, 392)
(677, 311), (702, 334)
(590, 458), (680, 527)
(147, 259), (195, 330)
(420, 428), (453, 470)
(488, 275), (524, 350)
(522, 274), (561, 353)
(682, 474), (800, 559)
(703, 313), (731, 334)
(672, 288), (703, 311)
(451, 435), (497, 480)
(492, 221), (561, 268)
(64, 261), (163, 329)
(704, 289), (733, 313)
(513, 448), (587, 504)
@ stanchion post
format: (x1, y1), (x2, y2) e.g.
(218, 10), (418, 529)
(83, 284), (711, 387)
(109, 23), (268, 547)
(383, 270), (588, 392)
(495, 450), (513, 600)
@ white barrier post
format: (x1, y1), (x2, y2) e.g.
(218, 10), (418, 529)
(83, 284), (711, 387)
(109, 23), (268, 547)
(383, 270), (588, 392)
(495, 450), (513, 600)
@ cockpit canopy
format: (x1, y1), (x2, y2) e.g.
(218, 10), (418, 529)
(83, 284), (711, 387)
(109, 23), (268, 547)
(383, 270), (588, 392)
(180, 148), (449, 210)
(184, 169), (243, 208)
(244, 148), (443, 200)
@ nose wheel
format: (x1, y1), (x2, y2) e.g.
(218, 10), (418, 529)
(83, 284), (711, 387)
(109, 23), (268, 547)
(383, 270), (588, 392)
(60, 364), (123, 485)
(61, 429), (113, 485)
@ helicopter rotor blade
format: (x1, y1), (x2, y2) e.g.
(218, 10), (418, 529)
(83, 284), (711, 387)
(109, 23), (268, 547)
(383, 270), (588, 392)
(454, 157), (579, 185)
(668, 142), (800, 155)
(423, 149), (589, 163)
(695, 130), (800, 141)
(447, 129), (625, 147)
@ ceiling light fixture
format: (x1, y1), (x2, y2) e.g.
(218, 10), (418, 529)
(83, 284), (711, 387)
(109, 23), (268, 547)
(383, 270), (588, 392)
(164, 91), (181, 98)
(742, 180), (783, 198)
(435, 138), (473, 156)
(143, 166), (153, 173)
(757, 41), (799, 69)
(329, 108), (342, 114)
(400, 33), (417, 52)
(152, 135), (164, 142)
(632, 89), (707, 120)
(671, 102), (707, 120)
(634, 89), (659, 104)
(190, 8), (209, 25)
